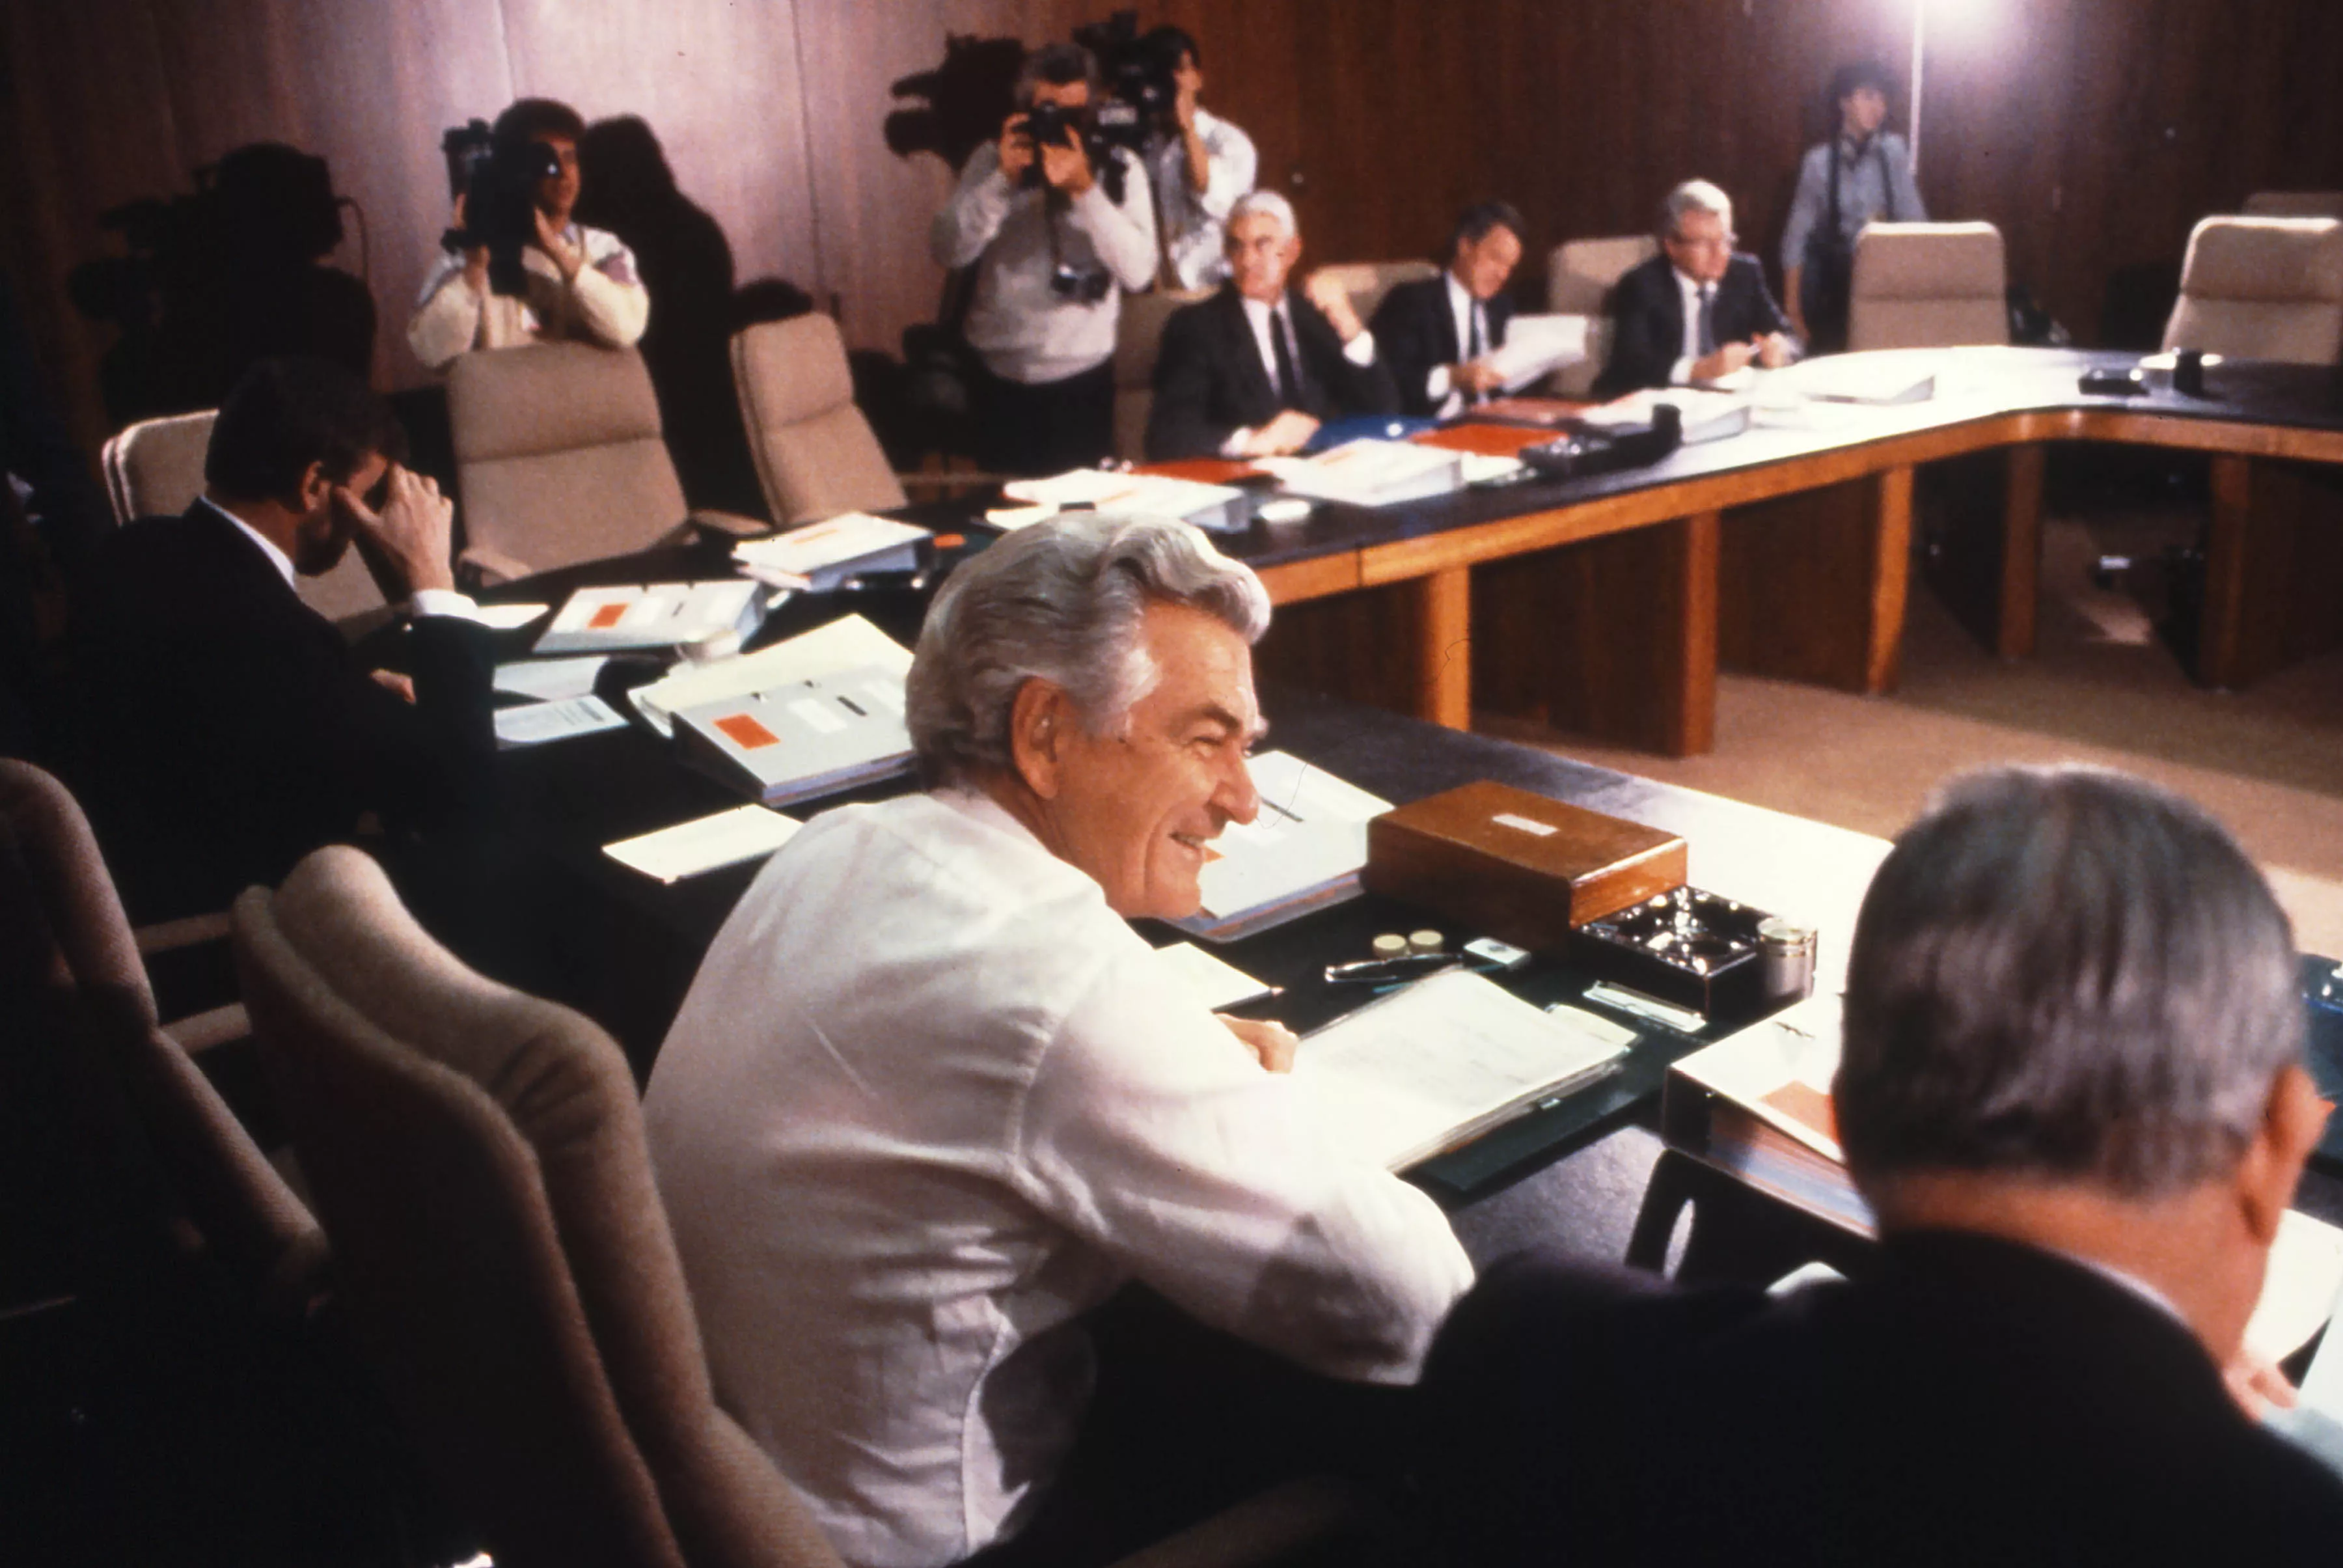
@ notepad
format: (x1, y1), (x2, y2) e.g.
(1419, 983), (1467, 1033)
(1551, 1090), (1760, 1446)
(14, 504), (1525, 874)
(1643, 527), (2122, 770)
(602, 805), (802, 883)
(732, 513), (929, 590)
(493, 655), (608, 702)
(1292, 969), (1631, 1171)
(493, 695), (627, 747)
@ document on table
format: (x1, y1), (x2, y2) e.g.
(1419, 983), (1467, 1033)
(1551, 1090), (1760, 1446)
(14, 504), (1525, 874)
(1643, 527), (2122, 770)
(627, 613), (914, 737)
(1291, 969), (1632, 1170)
(493, 695), (627, 747)
(493, 655), (609, 703)
(1487, 313), (1590, 392)
(1152, 942), (1273, 1011)
(469, 601), (553, 631)
(603, 805), (802, 883)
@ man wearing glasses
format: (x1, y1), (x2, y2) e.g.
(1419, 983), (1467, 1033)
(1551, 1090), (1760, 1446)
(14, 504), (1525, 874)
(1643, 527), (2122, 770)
(1593, 180), (1795, 398)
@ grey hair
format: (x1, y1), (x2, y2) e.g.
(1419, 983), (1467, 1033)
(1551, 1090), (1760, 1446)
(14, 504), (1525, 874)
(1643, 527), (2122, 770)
(1229, 189), (1298, 239)
(1016, 41), (1097, 103)
(1837, 765), (2303, 1199)
(906, 514), (1270, 788)
(1659, 179), (1734, 241)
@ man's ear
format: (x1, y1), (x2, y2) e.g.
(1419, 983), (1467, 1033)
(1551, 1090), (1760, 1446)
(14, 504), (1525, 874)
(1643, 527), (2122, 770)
(294, 459), (336, 515)
(1007, 679), (1073, 801)
(2237, 1063), (2328, 1248)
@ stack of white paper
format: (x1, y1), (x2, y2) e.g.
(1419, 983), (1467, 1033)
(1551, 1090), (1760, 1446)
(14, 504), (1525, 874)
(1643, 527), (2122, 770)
(603, 805), (802, 883)
(994, 469), (1251, 532)
(1255, 440), (1466, 507)
(534, 581), (771, 655)
(1293, 969), (1632, 1170)
(732, 513), (929, 590)
(1173, 751), (1391, 942)
(493, 695), (629, 748)
(1582, 387), (1753, 444)
(628, 614), (915, 737)
(1486, 313), (1591, 392)
(671, 663), (914, 807)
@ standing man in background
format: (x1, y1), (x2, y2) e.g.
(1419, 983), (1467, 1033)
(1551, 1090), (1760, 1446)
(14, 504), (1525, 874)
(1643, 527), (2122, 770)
(1140, 25), (1258, 292)
(407, 98), (650, 372)
(1781, 61), (1927, 351)
(932, 43), (1157, 476)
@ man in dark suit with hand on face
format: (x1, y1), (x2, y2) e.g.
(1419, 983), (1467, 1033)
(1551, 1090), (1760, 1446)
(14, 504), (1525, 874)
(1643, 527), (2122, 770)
(1145, 190), (1399, 461)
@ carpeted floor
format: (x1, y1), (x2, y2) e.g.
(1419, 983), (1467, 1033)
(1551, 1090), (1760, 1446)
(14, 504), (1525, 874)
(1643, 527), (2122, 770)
(1487, 510), (2343, 957)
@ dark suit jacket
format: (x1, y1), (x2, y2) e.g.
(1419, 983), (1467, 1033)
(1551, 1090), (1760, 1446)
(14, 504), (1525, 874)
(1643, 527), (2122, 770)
(1367, 273), (1516, 417)
(1421, 1232), (2343, 1567)
(1593, 251), (1791, 398)
(70, 503), (497, 919)
(1145, 284), (1400, 461)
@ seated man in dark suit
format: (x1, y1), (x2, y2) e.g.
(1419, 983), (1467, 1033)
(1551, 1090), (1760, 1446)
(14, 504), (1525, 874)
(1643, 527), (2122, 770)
(1421, 765), (2343, 1566)
(1593, 178), (1795, 398)
(72, 356), (497, 920)
(1145, 190), (1398, 460)
(1369, 201), (1524, 417)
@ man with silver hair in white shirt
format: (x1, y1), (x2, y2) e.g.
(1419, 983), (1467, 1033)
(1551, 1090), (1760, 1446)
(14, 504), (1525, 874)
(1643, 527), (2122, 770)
(645, 514), (1472, 1568)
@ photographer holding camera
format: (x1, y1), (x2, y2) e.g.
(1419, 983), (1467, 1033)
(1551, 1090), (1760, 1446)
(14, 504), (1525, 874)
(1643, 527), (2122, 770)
(930, 42), (1157, 476)
(1138, 25), (1257, 292)
(406, 98), (650, 372)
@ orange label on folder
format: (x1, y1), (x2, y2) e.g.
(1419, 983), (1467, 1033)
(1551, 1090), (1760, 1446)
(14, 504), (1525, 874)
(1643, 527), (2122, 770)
(587, 603), (629, 629)
(1760, 1081), (1840, 1143)
(713, 713), (781, 750)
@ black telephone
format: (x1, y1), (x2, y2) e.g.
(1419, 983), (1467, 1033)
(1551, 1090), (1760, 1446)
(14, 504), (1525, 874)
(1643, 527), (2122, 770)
(1520, 403), (1686, 480)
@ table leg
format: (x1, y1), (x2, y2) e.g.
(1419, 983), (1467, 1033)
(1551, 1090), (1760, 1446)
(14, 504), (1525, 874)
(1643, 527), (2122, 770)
(1412, 565), (1472, 730)
(2200, 454), (2253, 689)
(1863, 464), (1913, 694)
(1659, 510), (1720, 756)
(1997, 443), (2044, 660)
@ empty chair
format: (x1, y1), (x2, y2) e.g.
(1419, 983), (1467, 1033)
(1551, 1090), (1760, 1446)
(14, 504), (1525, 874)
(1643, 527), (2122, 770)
(1113, 286), (1212, 463)
(2243, 191), (2343, 221)
(448, 342), (761, 583)
(1846, 221), (2010, 351)
(234, 844), (842, 1568)
(100, 407), (387, 629)
(2162, 215), (2343, 365)
(730, 314), (906, 526)
(0, 759), (325, 1316)
(1548, 236), (1658, 395)
(1309, 260), (1438, 335)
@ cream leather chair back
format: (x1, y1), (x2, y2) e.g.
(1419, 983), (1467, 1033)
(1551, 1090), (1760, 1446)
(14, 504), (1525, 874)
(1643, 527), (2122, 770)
(2243, 192), (2343, 221)
(449, 343), (689, 579)
(1312, 259), (1440, 330)
(102, 407), (386, 629)
(2162, 216), (2343, 365)
(1112, 286), (1211, 463)
(731, 314), (907, 526)
(1548, 236), (1658, 395)
(1846, 222), (2010, 351)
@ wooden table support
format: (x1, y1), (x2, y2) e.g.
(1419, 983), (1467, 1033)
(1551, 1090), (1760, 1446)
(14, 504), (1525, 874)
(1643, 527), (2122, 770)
(1659, 511), (1720, 755)
(2200, 453), (2254, 689)
(1997, 443), (2045, 661)
(1412, 565), (1473, 729)
(1863, 465), (1914, 694)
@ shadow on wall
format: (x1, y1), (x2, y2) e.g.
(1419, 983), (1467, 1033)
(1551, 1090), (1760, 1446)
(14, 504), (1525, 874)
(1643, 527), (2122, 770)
(67, 143), (376, 428)
(575, 115), (821, 517)
(886, 33), (1026, 176)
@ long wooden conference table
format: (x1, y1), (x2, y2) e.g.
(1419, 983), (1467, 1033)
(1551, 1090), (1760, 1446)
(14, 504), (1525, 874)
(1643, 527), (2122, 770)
(1217, 347), (2343, 755)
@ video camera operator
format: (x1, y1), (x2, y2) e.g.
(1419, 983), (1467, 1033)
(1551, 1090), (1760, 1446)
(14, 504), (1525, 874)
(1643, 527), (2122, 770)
(406, 97), (650, 373)
(1137, 25), (1257, 292)
(930, 42), (1157, 476)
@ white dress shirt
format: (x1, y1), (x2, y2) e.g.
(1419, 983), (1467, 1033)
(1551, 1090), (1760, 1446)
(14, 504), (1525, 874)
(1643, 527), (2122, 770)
(643, 789), (1472, 1568)
(406, 221), (649, 373)
(1423, 270), (1492, 416)
(1219, 292), (1379, 456)
(1145, 105), (1258, 290)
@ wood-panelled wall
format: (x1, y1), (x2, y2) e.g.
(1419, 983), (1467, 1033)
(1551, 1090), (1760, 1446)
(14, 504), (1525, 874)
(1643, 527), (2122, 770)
(8, 0), (2343, 458)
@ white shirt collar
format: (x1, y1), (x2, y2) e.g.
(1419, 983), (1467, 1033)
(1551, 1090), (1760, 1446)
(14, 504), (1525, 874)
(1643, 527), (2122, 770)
(198, 495), (296, 590)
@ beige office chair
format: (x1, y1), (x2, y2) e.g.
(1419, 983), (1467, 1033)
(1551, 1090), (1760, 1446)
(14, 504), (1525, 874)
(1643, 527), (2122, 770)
(2243, 191), (2343, 221)
(2161, 215), (2343, 365)
(730, 314), (907, 527)
(238, 844), (1373, 1568)
(1846, 221), (2010, 351)
(1547, 236), (1658, 395)
(100, 407), (390, 631)
(1, 760), (325, 1318)
(448, 342), (763, 584)
(1312, 260), (1440, 332)
(1114, 286), (1213, 462)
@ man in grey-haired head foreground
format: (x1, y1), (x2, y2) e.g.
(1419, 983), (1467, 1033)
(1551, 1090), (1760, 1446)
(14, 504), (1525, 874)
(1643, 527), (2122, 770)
(1422, 765), (2343, 1567)
(644, 515), (1472, 1568)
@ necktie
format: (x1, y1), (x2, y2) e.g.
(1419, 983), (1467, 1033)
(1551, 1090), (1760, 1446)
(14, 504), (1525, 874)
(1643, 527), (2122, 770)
(1697, 286), (1718, 358)
(1465, 305), (1485, 404)
(1272, 308), (1303, 410)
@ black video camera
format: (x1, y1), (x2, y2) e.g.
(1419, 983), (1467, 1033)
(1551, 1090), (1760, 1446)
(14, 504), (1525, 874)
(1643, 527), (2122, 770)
(439, 118), (562, 297)
(1073, 10), (1176, 154)
(1014, 100), (1129, 208)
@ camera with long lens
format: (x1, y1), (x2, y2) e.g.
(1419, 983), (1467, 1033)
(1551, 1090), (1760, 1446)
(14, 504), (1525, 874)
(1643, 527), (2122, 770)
(1015, 100), (1129, 208)
(439, 118), (562, 297)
